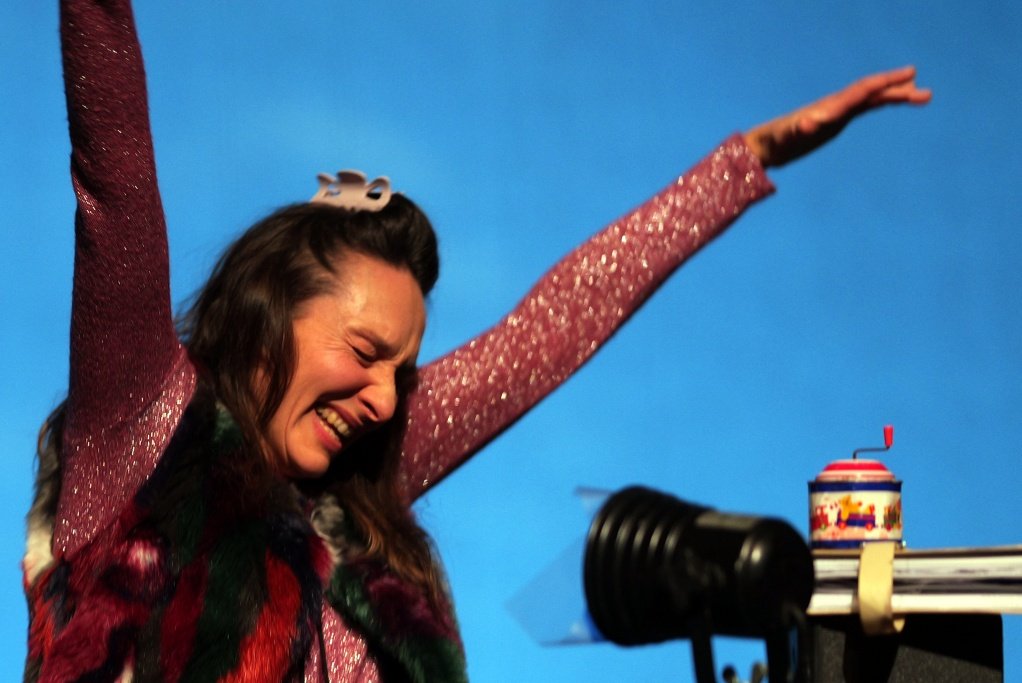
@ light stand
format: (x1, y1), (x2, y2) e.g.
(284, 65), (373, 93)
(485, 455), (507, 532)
(584, 486), (814, 683)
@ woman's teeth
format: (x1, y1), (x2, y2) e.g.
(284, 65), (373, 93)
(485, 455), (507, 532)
(315, 406), (352, 440)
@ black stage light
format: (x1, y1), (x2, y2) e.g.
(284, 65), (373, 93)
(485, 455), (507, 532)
(584, 486), (814, 683)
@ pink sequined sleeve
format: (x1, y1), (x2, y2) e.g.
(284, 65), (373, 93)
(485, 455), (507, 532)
(55, 0), (196, 557)
(399, 137), (774, 500)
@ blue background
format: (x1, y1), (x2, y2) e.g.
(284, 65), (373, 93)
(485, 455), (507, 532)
(3, 2), (1020, 680)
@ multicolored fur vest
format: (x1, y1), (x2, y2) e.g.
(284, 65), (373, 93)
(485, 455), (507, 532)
(23, 390), (468, 682)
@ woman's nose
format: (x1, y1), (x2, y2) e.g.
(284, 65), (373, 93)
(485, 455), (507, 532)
(359, 372), (398, 424)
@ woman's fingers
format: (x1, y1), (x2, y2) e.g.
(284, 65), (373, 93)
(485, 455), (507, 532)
(746, 66), (931, 168)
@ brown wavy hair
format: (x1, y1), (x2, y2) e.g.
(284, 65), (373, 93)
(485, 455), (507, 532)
(178, 196), (444, 605)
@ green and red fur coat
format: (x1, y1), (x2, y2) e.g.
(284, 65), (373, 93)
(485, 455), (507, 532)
(24, 390), (468, 682)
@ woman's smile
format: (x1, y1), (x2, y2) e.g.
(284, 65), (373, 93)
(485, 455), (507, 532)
(315, 405), (354, 443)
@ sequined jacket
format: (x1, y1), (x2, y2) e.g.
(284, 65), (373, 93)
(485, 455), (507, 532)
(24, 0), (774, 681)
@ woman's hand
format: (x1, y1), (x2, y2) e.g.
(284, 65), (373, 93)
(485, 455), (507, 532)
(744, 66), (932, 168)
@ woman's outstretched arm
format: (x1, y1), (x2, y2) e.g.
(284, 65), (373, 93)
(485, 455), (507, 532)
(399, 68), (929, 501)
(55, 0), (195, 557)
(398, 136), (771, 500)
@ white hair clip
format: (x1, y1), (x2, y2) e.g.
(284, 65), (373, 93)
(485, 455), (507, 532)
(310, 170), (392, 212)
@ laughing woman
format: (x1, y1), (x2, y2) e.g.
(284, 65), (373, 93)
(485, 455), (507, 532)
(23, 1), (929, 681)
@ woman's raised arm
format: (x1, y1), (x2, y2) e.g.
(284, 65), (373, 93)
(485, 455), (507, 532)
(398, 68), (929, 501)
(56, 0), (195, 557)
(397, 136), (770, 501)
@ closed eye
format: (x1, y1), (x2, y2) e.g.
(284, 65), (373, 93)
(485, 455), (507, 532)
(352, 344), (377, 364)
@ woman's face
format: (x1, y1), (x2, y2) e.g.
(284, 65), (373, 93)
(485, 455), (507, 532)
(264, 251), (426, 478)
